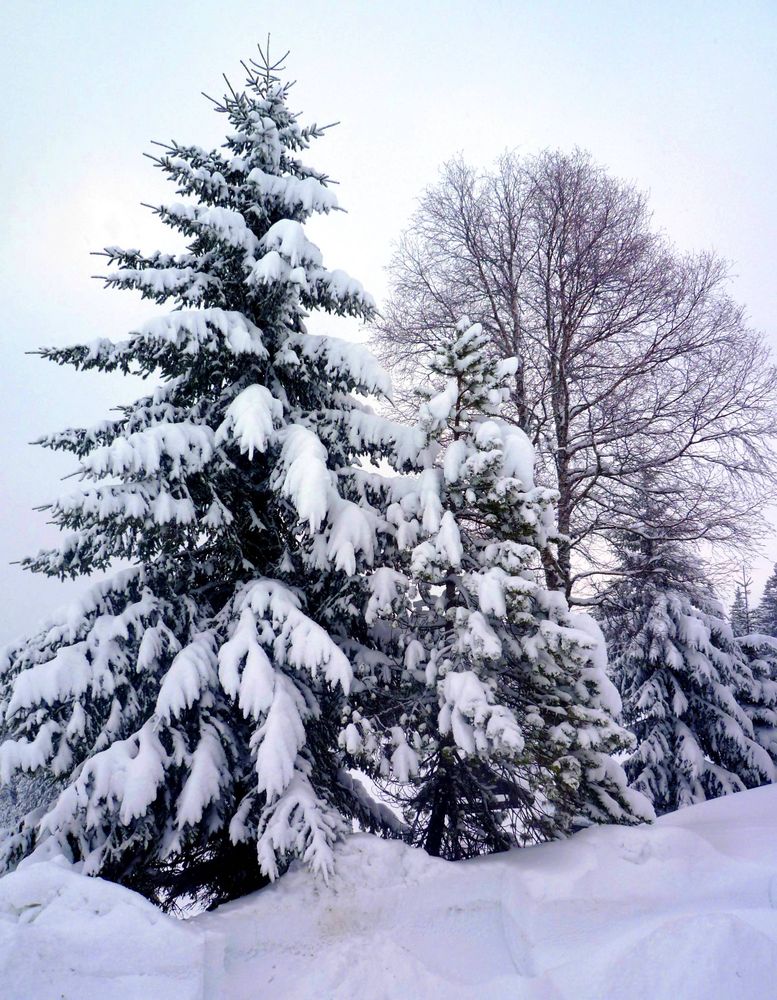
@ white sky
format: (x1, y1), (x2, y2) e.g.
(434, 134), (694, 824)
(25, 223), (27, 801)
(1, 0), (775, 641)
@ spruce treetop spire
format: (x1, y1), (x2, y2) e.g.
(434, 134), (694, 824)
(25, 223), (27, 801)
(419, 317), (518, 440)
(249, 36), (290, 88)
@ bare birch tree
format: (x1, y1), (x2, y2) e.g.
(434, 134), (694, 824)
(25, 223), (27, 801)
(374, 150), (777, 598)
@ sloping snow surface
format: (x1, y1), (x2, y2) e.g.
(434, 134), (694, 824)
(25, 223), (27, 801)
(3, 786), (777, 998)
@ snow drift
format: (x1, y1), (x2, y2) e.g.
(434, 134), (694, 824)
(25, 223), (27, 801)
(3, 786), (777, 999)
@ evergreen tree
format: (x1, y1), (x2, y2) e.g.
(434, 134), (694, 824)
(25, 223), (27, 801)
(0, 47), (409, 905)
(736, 634), (777, 767)
(729, 566), (753, 637)
(359, 320), (653, 859)
(730, 588), (748, 637)
(604, 524), (775, 815)
(756, 564), (777, 637)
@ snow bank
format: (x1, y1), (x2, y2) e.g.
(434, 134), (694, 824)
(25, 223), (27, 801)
(4, 787), (777, 998)
(0, 858), (205, 999)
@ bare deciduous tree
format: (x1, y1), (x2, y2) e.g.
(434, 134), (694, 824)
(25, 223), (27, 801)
(374, 150), (777, 598)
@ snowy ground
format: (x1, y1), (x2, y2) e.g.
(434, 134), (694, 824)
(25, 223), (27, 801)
(3, 787), (777, 999)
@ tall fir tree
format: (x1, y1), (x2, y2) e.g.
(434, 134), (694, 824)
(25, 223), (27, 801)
(756, 564), (777, 637)
(604, 522), (776, 815)
(357, 320), (653, 859)
(0, 47), (412, 906)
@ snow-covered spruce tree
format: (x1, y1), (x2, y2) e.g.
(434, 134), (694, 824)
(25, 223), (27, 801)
(0, 48), (409, 906)
(756, 564), (777, 637)
(736, 633), (777, 766)
(729, 566), (754, 637)
(357, 320), (653, 859)
(604, 524), (776, 815)
(730, 588), (749, 637)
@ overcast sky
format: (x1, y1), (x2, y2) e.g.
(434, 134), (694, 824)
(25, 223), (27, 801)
(1, 0), (775, 642)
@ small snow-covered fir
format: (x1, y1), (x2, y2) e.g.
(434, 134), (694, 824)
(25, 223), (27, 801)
(359, 320), (652, 857)
(756, 563), (777, 637)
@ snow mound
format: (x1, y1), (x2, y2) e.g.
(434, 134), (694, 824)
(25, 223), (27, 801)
(4, 786), (777, 998)
(0, 858), (205, 999)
